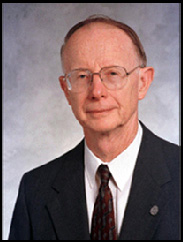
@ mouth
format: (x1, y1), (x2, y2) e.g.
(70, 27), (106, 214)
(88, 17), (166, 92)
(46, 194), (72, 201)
(86, 107), (116, 114)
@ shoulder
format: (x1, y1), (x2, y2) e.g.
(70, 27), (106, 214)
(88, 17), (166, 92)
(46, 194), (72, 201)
(140, 121), (180, 174)
(140, 121), (180, 153)
(21, 139), (84, 190)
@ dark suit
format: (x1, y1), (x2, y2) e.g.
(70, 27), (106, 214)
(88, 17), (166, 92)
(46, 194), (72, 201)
(9, 122), (180, 240)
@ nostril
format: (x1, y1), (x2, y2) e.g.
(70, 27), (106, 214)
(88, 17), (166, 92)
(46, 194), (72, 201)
(92, 94), (104, 100)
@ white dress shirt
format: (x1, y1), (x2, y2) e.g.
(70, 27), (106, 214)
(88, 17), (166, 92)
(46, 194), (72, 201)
(84, 123), (143, 235)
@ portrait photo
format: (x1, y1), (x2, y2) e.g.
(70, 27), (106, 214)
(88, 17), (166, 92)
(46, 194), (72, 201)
(3, 3), (180, 240)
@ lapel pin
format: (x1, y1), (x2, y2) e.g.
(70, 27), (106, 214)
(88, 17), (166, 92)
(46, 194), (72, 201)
(150, 205), (159, 216)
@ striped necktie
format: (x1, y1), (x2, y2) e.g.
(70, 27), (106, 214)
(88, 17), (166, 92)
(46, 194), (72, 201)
(91, 165), (117, 240)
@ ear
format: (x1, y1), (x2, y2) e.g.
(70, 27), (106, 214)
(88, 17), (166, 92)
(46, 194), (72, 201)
(138, 67), (154, 100)
(59, 76), (71, 105)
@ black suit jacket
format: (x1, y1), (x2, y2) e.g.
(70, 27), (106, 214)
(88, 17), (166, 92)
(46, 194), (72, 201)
(9, 122), (180, 240)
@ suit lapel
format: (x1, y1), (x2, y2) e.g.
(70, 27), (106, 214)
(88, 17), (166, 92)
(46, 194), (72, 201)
(46, 141), (90, 240)
(118, 123), (171, 240)
(45, 123), (171, 240)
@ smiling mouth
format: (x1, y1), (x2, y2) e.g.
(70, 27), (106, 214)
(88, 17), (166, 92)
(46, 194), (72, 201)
(86, 107), (116, 114)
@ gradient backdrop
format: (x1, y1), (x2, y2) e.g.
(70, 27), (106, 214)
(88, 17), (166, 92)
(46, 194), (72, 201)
(3, 3), (180, 239)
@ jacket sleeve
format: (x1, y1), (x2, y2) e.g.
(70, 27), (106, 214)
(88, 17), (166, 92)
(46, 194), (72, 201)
(9, 174), (32, 240)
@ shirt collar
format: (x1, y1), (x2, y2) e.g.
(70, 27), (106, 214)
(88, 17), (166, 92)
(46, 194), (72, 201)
(85, 144), (101, 189)
(85, 122), (143, 191)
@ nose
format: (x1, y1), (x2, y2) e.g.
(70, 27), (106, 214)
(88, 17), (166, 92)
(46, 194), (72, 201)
(89, 73), (106, 99)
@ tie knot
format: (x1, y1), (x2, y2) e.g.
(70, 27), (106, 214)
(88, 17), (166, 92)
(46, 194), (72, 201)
(98, 165), (110, 185)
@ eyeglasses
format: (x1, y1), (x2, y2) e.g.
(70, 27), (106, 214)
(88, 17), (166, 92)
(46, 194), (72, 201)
(63, 65), (144, 93)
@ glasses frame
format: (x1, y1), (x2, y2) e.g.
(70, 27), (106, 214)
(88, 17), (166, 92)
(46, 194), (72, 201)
(63, 64), (145, 91)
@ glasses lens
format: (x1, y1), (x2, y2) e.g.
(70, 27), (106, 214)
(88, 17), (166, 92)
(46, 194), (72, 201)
(66, 66), (128, 92)
(101, 67), (127, 90)
(67, 70), (91, 92)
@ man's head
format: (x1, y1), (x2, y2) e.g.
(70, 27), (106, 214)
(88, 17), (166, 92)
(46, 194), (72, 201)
(61, 15), (147, 68)
(59, 15), (154, 133)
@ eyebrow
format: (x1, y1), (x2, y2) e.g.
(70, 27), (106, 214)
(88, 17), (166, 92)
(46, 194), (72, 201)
(67, 65), (124, 74)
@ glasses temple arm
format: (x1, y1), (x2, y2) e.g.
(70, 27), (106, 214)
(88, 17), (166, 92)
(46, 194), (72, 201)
(126, 64), (145, 75)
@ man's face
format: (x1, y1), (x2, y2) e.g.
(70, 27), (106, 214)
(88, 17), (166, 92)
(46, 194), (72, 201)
(60, 23), (150, 133)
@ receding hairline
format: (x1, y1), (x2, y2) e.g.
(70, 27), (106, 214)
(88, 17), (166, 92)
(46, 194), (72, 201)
(60, 15), (147, 67)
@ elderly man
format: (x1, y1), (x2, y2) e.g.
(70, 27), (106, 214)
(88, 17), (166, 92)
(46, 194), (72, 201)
(9, 15), (180, 240)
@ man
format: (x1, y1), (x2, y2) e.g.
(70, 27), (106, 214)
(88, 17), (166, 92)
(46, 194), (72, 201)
(9, 15), (180, 240)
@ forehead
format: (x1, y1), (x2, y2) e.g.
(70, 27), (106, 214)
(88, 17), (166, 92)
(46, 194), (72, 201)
(62, 22), (137, 71)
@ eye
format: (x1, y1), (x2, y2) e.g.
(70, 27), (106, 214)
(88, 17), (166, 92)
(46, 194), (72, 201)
(76, 71), (89, 80)
(104, 68), (120, 77)
(79, 74), (87, 79)
(110, 71), (118, 76)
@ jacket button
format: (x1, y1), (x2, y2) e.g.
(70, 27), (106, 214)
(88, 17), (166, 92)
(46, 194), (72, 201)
(150, 205), (159, 216)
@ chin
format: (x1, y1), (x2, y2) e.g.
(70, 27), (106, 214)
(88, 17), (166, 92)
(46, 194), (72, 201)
(80, 118), (121, 133)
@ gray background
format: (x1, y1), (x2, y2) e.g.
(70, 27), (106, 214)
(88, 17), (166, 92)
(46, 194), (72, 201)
(3, 3), (180, 239)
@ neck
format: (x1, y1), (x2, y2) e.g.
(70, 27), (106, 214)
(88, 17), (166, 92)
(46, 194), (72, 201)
(84, 118), (139, 163)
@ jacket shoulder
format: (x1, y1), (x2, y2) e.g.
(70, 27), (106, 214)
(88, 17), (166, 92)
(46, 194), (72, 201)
(21, 139), (84, 189)
(140, 122), (180, 177)
(141, 122), (180, 155)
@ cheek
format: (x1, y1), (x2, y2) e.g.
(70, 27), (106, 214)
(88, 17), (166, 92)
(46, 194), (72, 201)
(69, 94), (86, 120)
(128, 83), (137, 98)
(130, 81), (139, 105)
(115, 81), (139, 114)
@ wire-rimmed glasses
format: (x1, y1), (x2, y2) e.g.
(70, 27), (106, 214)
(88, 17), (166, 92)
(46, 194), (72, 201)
(63, 65), (144, 93)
